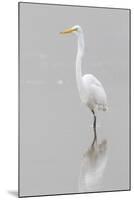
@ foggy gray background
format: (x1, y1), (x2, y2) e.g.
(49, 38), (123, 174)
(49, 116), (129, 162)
(19, 3), (130, 196)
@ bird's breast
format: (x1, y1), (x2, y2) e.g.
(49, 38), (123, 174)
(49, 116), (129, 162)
(79, 87), (89, 105)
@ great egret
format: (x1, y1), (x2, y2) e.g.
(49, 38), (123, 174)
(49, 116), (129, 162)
(60, 25), (108, 147)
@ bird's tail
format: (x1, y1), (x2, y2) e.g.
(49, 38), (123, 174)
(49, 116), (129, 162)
(98, 104), (109, 111)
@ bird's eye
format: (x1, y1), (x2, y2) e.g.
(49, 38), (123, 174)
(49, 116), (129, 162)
(74, 28), (78, 32)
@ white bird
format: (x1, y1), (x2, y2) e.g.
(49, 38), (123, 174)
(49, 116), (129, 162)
(60, 25), (108, 147)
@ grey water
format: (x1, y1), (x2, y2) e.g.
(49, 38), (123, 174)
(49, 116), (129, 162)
(19, 3), (130, 196)
(79, 140), (108, 192)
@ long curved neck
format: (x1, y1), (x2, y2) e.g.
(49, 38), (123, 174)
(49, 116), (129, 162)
(76, 32), (85, 91)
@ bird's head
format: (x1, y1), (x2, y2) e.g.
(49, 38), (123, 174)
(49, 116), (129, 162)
(60, 25), (82, 36)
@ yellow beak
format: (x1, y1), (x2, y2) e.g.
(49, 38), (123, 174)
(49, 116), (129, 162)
(60, 27), (77, 35)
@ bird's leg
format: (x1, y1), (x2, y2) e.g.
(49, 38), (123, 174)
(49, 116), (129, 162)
(91, 110), (97, 147)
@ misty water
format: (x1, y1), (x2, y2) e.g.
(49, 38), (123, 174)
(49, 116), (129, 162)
(79, 139), (108, 192)
(19, 3), (130, 196)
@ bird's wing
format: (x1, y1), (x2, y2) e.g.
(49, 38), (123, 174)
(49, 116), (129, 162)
(82, 74), (108, 111)
(82, 74), (102, 87)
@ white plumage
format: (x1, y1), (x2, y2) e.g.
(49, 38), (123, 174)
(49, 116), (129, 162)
(82, 74), (107, 111)
(60, 25), (108, 146)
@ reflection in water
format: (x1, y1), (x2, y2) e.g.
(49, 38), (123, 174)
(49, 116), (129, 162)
(79, 140), (108, 192)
